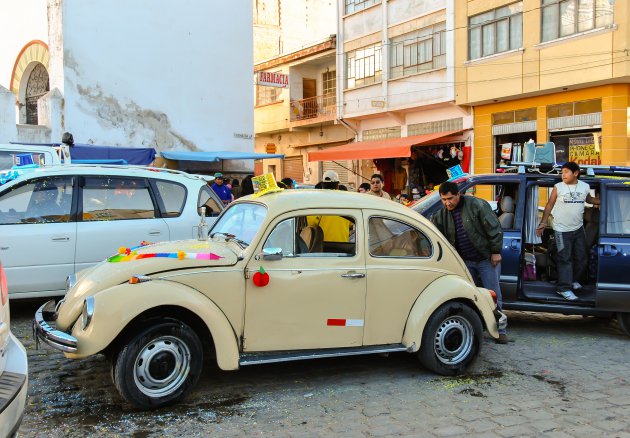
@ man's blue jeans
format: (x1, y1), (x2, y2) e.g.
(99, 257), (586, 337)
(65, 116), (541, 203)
(465, 259), (506, 334)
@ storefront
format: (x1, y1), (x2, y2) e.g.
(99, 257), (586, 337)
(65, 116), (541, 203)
(473, 84), (630, 175)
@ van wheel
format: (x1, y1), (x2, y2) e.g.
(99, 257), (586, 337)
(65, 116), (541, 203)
(617, 313), (630, 337)
(112, 319), (203, 409)
(418, 303), (483, 376)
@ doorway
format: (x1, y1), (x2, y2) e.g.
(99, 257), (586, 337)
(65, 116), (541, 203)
(302, 78), (317, 118)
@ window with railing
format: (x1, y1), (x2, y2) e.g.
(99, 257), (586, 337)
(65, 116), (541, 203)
(346, 44), (382, 89)
(469, 2), (523, 60)
(345, 0), (381, 15)
(390, 22), (446, 78)
(362, 126), (401, 141)
(541, 0), (614, 42)
(256, 84), (281, 106)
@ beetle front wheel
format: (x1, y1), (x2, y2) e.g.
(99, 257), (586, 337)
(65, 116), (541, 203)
(112, 319), (203, 409)
(418, 302), (483, 376)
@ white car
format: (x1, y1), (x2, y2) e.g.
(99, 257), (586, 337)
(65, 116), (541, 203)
(0, 165), (224, 299)
(0, 259), (28, 436)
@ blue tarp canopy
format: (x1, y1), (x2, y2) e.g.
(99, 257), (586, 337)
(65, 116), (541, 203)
(10, 142), (156, 165)
(70, 144), (155, 165)
(161, 150), (285, 162)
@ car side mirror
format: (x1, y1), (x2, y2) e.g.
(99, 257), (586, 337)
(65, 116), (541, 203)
(260, 247), (283, 261)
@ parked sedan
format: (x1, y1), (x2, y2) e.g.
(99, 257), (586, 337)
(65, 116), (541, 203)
(0, 259), (28, 436)
(0, 165), (224, 299)
(35, 189), (505, 409)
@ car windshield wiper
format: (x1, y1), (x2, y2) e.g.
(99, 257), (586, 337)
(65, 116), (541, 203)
(210, 232), (249, 248)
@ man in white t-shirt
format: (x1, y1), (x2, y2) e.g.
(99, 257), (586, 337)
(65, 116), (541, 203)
(537, 162), (600, 300)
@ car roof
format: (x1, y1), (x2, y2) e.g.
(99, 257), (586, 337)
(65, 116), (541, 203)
(2, 164), (206, 185)
(235, 189), (417, 215)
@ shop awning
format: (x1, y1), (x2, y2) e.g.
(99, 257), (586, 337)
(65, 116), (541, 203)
(161, 150), (285, 162)
(307, 130), (465, 162)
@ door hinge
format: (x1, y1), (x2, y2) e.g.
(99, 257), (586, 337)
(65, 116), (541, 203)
(244, 268), (250, 279)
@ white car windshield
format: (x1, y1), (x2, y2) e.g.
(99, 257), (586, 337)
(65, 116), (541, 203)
(210, 203), (267, 246)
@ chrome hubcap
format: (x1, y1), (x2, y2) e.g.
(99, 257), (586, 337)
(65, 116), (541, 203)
(433, 316), (474, 365)
(134, 336), (191, 397)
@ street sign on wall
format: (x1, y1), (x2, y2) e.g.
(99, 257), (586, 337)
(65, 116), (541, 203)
(257, 71), (289, 88)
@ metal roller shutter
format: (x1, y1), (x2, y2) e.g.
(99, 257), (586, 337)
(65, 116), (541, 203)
(282, 156), (304, 182)
(321, 161), (351, 185)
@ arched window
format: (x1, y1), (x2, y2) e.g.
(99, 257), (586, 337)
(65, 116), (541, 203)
(25, 63), (50, 125)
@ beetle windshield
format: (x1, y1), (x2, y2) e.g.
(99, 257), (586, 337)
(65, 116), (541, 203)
(210, 202), (267, 246)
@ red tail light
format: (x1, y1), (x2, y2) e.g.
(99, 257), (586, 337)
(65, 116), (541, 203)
(488, 290), (498, 305)
(0, 262), (7, 306)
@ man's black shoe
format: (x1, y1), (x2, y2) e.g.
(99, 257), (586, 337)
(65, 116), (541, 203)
(496, 333), (508, 344)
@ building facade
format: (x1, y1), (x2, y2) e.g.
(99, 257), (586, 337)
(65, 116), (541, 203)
(324, 0), (472, 196)
(254, 36), (357, 187)
(1, 0), (254, 172)
(455, 0), (630, 173)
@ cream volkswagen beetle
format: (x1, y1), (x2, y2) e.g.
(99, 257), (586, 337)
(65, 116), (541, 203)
(35, 189), (506, 409)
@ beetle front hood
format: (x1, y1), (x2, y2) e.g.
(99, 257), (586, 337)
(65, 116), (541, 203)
(56, 239), (240, 330)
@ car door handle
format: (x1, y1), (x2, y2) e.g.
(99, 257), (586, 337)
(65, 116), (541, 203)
(510, 239), (520, 250)
(341, 272), (365, 279)
(148, 230), (162, 236)
(599, 244), (618, 257)
(0, 246), (8, 250)
(51, 235), (70, 242)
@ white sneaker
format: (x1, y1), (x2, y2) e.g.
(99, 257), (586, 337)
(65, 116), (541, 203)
(557, 290), (578, 301)
(572, 282), (583, 290)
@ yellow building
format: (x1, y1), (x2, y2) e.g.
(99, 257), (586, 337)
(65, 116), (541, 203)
(455, 0), (630, 173)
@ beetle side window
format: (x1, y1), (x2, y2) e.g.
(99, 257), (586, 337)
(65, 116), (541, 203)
(606, 189), (630, 235)
(369, 217), (432, 258)
(82, 177), (156, 221)
(0, 176), (73, 224)
(263, 218), (296, 256)
(154, 180), (186, 218)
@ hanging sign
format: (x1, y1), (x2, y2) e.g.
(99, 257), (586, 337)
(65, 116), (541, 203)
(568, 134), (601, 165)
(257, 71), (289, 88)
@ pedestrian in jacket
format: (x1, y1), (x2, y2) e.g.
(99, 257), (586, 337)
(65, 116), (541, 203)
(431, 181), (508, 344)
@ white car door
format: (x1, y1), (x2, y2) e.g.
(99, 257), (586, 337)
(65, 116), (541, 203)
(75, 175), (169, 271)
(0, 175), (76, 297)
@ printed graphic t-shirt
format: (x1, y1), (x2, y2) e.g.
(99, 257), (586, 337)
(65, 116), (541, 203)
(552, 180), (590, 232)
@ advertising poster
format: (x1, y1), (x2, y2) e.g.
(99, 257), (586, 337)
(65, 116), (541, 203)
(568, 133), (601, 165)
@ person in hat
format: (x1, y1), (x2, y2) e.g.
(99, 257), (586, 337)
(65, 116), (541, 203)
(211, 172), (233, 205)
(321, 170), (340, 190)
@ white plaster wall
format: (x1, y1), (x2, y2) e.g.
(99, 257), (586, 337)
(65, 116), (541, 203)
(0, 0), (48, 90)
(61, 0), (253, 152)
(387, 0), (445, 26)
(343, 84), (387, 116)
(387, 70), (451, 110)
(343, 5), (382, 42)
(281, 0), (336, 53)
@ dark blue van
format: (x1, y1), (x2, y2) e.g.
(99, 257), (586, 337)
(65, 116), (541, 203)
(412, 166), (630, 336)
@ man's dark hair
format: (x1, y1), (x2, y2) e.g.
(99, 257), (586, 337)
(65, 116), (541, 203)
(371, 173), (384, 182)
(439, 181), (460, 196)
(359, 182), (371, 192)
(281, 177), (294, 188)
(61, 132), (74, 146)
(338, 184), (348, 191)
(562, 162), (580, 174)
(321, 180), (339, 190)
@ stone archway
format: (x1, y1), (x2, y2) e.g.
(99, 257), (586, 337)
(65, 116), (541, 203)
(25, 63), (50, 125)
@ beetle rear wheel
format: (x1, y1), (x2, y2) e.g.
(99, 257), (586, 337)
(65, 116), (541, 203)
(418, 302), (483, 376)
(112, 319), (203, 409)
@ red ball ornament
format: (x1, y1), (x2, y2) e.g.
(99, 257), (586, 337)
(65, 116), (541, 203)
(253, 266), (269, 287)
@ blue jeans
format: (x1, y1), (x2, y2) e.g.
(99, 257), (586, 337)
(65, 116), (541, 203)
(465, 259), (506, 334)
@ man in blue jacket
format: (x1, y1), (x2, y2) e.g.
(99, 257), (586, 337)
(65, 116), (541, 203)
(211, 172), (233, 205)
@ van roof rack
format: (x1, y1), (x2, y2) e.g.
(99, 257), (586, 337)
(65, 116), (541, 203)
(499, 162), (630, 177)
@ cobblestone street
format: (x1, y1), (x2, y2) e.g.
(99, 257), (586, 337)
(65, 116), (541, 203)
(11, 301), (630, 437)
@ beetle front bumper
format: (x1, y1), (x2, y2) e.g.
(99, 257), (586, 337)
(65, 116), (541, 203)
(33, 299), (78, 353)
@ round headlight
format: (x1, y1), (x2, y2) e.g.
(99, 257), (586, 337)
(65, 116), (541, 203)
(81, 296), (95, 330)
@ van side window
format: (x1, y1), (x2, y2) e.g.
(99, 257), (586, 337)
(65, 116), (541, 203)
(0, 176), (74, 224)
(606, 190), (630, 235)
(82, 177), (156, 221)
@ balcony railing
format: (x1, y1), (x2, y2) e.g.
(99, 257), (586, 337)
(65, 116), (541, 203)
(290, 94), (336, 122)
